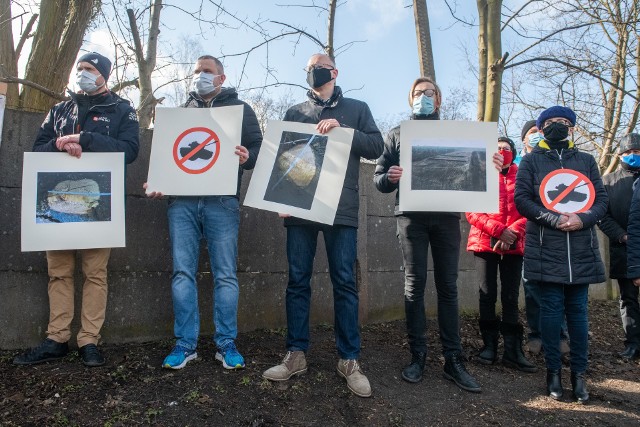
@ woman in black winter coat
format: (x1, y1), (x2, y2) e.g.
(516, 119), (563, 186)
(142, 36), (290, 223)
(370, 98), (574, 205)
(515, 106), (608, 404)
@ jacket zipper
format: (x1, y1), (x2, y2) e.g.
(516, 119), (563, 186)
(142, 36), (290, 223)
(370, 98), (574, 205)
(566, 232), (573, 282)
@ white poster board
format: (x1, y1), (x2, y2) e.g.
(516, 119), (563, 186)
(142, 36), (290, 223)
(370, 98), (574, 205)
(146, 106), (243, 195)
(244, 120), (354, 225)
(399, 120), (499, 213)
(21, 152), (126, 251)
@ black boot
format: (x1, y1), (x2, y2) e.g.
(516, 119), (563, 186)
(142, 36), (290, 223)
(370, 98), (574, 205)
(401, 351), (426, 383)
(571, 371), (589, 404)
(501, 323), (538, 373)
(546, 369), (563, 400)
(477, 319), (500, 365)
(619, 344), (640, 360)
(443, 352), (482, 393)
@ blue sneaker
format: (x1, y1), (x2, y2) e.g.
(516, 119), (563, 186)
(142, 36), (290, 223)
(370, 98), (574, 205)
(215, 342), (245, 370)
(162, 345), (197, 369)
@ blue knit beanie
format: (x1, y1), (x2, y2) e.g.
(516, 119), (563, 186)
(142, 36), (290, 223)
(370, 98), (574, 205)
(77, 52), (111, 82)
(536, 106), (576, 129)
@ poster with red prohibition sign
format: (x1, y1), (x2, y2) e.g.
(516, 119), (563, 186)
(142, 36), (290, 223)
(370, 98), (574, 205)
(146, 106), (243, 195)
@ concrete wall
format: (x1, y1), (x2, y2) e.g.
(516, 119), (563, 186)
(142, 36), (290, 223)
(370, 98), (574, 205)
(0, 109), (614, 349)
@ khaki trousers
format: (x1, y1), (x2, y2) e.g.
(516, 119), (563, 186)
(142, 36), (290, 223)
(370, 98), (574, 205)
(46, 248), (111, 347)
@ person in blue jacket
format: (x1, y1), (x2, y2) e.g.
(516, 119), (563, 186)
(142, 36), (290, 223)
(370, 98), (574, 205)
(515, 106), (607, 404)
(14, 52), (139, 368)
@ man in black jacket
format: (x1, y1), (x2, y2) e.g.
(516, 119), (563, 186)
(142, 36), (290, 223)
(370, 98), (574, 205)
(262, 53), (383, 397)
(600, 133), (640, 360)
(146, 55), (262, 372)
(14, 52), (140, 367)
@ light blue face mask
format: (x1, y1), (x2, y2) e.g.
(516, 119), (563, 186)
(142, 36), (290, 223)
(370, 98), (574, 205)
(76, 70), (104, 93)
(191, 72), (219, 96)
(528, 132), (544, 147)
(412, 94), (435, 116)
(621, 153), (640, 168)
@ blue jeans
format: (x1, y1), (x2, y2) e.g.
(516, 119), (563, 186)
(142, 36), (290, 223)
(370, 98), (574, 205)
(539, 283), (589, 372)
(285, 225), (360, 360)
(167, 196), (240, 351)
(524, 279), (569, 341)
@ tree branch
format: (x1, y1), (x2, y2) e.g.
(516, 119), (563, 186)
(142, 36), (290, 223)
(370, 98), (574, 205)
(110, 78), (139, 93)
(271, 20), (325, 49)
(15, 13), (38, 60)
(126, 8), (145, 65)
(0, 76), (67, 100)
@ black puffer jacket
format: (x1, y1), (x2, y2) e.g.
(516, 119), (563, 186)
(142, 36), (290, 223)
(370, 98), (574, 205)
(282, 86), (384, 228)
(515, 143), (608, 284)
(183, 88), (262, 195)
(373, 113), (459, 218)
(626, 180), (640, 278)
(598, 168), (640, 278)
(33, 90), (139, 164)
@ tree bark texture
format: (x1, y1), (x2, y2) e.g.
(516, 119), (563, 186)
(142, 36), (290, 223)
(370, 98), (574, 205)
(413, 0), (435, 80)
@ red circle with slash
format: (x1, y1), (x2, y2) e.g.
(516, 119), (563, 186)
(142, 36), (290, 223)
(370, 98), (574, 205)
(539, 168), (595, 213)
(172, 127), (220, 174)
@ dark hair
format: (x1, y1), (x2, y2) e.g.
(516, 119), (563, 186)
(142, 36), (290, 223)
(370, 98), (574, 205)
(408, 76), (442, 111)
(197, 55), (225, 74)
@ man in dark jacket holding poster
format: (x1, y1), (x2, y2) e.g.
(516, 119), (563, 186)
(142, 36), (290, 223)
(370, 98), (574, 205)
(14, 52), (139, 367)
(262, 53), (383, 398)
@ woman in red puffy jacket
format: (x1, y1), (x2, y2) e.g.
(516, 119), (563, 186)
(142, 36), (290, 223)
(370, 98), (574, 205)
(466, 137), (536, 372)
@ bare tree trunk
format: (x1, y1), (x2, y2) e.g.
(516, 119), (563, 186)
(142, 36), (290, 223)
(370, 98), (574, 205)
(326, 0), (336, 60)
(0, 0), (19, 107)
(413, 0), (435, 79)
(128, 0), (163, 129)
(483, 0), (504, 123)
(19, 0), (99, 112)
(476, 0), (488, 121)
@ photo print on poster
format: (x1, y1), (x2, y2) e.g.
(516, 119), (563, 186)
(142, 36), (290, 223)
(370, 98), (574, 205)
(411, 142), (486, 192)
(36, 172), (112, 223)
(264, 131), (328, 210)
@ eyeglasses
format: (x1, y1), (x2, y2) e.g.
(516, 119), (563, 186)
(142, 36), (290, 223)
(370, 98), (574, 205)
(543, 118), (572, 127)
(304, 64), (335, 72)
(412, 89), (436, 98)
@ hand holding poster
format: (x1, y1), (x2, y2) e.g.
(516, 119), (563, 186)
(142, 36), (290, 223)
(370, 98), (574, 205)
(146, 106), (243, 195)
(21, 152), (125, 251)
(399, 120), (499, 213)
(244, 120), (353, 224)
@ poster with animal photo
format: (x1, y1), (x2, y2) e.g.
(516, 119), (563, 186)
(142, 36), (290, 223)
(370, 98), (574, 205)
(21, 152), (125, 251)
(146, 106), (243, 196)
(244, 121), (353, 224)
(399, 120), (499, 213)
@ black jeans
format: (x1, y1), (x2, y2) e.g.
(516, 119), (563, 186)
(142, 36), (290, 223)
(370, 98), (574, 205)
(473, 252), (523, 324)
(397, 213), (462, 357)
(618, 278), (640, 346)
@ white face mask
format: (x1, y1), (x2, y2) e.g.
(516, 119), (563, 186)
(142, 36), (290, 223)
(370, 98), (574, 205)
(191, 72), (219, 96)
(76, 70), (104, 93)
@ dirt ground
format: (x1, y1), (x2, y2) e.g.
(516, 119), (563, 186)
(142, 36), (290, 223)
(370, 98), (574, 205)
(1, 299), (639, 426)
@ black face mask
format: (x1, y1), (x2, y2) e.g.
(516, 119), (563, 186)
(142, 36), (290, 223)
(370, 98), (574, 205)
(306, 67), (333, 89)
(542, 122), (570, 143)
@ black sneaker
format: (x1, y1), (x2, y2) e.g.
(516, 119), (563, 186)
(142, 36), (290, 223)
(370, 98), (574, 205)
(443, 352), (482, 393)
(13, 338), (68, 365)
(79, 344), (105, 367)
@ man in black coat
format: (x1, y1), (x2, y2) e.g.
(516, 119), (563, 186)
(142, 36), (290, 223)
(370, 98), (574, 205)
(603, 133), (640, 360)
(14, 52), (140, 367)
(262, 53), (383, 398)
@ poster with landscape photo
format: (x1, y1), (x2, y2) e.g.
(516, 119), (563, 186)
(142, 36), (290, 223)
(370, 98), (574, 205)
(244, 121), (353, 224)
(399, 120), (498, 213)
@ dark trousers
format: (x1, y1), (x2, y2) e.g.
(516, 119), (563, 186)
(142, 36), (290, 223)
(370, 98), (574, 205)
(618, 278), (640, 346)
(539, 282), (589, 372)
(397, 214), (462, 357)
(473, 252), (523, 324)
